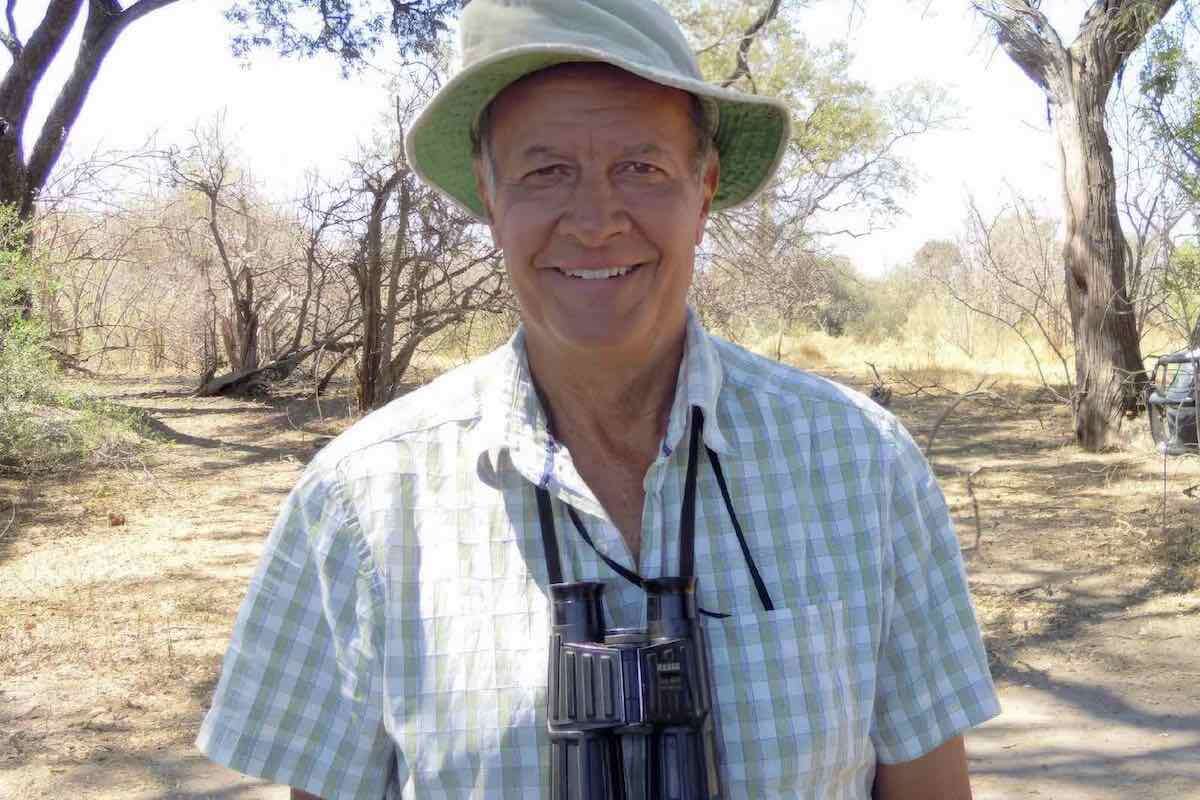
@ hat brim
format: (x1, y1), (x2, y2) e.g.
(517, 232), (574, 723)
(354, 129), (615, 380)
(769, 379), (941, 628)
(404, 45), (791, 221)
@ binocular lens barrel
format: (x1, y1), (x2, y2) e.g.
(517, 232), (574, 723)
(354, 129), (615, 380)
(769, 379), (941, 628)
(550, 581), (607, 643)
(644, 577), (697, 641)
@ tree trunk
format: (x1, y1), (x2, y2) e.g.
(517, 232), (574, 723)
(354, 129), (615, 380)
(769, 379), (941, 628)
(355, 169), (404, 412)
(387, 336), (423, 397)
(975, 0), (1175, 450)
(1053, 61), (1146, 449)
(237, 303), (259, 371)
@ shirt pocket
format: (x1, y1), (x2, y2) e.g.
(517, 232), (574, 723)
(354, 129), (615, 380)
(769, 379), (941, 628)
(704, 600), (868, 796)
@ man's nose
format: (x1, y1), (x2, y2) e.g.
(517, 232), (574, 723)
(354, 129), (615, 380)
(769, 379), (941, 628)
(557, 171), (631, 245)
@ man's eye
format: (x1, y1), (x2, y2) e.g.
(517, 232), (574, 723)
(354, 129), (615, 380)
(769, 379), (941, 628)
(619, 162), (664, 176)
(524, 165), (570, 180)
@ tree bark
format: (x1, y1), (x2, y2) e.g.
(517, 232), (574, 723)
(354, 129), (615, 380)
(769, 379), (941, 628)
(975, 0), (1174, 450)
(1054, 61), (1145, 448)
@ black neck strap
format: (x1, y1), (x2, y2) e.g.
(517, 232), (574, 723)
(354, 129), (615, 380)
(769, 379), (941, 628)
(534, 406), (774, 615)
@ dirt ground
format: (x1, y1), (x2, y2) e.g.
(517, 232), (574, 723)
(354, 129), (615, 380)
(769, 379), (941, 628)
(1, 369), (1197, 799)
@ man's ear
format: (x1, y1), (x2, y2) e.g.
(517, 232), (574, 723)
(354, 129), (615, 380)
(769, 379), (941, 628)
(696, 154), (720, 245)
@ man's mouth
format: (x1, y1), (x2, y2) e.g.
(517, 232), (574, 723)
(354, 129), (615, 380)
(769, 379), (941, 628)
(553, 263), (644, 280)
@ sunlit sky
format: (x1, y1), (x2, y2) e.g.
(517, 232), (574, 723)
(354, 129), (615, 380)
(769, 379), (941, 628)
(21, 0), (1115, 276)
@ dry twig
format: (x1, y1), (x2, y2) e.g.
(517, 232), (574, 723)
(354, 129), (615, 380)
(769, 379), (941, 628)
(925, 377), (994, 458)
(0, 498), (16, 542)
(894, 370), (950, 398)
(966, 466), (986, 555)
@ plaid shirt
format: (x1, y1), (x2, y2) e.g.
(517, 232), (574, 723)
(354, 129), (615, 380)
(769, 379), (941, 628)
(197, 310), (1000, 799)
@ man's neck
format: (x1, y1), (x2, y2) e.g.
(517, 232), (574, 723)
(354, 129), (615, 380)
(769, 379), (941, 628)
(526, 328), (686, 563)
(527, 331), (685, 465)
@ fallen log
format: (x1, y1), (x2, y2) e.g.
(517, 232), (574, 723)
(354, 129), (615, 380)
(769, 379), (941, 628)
(195, 338), (359, 398)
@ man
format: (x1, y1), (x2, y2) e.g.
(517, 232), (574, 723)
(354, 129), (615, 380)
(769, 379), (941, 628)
(197, 1), (1000, 797)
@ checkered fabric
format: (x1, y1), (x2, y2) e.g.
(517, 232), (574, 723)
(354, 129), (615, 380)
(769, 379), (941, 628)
(197, 310), (1000, 799)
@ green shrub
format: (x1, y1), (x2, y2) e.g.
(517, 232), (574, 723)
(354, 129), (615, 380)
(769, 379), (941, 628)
(0, 397), (151, 474)
(0, 206), (150, 474)
(1163, 242), (1200, 345)
(843, 266), (921, 343)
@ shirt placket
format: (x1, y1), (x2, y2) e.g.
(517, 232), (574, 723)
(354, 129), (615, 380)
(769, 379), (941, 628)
(640, 452), (669, 583)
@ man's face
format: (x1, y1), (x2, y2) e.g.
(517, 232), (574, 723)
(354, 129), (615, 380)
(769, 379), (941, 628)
(478, 63), (718, 365)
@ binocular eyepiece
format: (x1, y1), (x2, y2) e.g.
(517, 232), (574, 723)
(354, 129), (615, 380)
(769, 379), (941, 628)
(546, 577), (722, 800)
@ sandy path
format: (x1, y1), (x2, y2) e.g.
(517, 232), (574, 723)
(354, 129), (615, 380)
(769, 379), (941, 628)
(0, 380), (340, 799)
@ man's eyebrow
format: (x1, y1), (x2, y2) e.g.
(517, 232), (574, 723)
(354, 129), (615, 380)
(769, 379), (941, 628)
(517, 145), (568, 161)
(618, 143), (669, 159)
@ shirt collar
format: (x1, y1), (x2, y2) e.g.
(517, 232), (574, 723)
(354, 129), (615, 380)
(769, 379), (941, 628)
(662, 308), (733, 457)
(475, 307), (734, 486)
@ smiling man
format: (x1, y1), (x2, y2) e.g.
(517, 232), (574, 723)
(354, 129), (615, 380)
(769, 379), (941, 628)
(197, 1), (1000, 798)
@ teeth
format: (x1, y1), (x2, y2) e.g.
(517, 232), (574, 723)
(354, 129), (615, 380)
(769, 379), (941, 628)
(559, 265), (637, 279)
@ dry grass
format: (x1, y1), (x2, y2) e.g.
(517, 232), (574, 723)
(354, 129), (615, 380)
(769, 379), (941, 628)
(743, 314), (1190, 397)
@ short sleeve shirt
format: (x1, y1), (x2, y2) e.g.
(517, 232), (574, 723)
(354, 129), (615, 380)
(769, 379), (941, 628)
(196, 310), (1001, 798)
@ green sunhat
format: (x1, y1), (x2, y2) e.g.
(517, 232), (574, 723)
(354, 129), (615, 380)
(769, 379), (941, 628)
(404, 0), (791, 221)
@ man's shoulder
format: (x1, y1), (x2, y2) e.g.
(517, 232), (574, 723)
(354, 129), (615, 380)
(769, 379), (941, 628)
(710, 334), (896, 435)
(310, 347), (506, 473)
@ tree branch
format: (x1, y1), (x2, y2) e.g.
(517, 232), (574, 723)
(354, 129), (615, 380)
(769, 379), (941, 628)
(23, 0), (182, 213)
(972, 0), (1066, 91)
(0, 0), (81, 122)
(722, 0), (782, 90)
(924, 377), (993, 458)
(122, 0), (182, 27)
(1080, 0), (1175, 46)
(0, 0), (20, 56)
(1074, 0), (1178, 83)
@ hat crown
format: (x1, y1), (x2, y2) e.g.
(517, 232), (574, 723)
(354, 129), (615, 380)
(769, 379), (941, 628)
(460, 0), (704, 81)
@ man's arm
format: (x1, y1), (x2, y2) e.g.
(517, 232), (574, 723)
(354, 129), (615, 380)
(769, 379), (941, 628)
(872, 735), (973, 800)
(195, 463), (396, 795)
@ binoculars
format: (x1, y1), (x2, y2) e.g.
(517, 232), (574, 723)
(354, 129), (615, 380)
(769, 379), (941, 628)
(546, 576), (723, 800)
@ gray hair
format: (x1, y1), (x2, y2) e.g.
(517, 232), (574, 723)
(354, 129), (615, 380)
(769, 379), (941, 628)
(470, 85), (716, 199)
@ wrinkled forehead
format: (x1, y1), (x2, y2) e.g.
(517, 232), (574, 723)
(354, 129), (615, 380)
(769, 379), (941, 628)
(483, 62), (697, 135)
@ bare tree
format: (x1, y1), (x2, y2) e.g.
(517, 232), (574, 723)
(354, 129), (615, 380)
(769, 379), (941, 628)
(37, 204), (185, 371)
(926, 196), (1075, 400)
(346, 88), (507, 411)
(162, 118), (362, 396)
(974, 0), (1177, 449)
(1110, 88), (1190, 342)
(25, 142), (199, 373)
(912, 238), (991, 359)
(164, 120), (274, 377)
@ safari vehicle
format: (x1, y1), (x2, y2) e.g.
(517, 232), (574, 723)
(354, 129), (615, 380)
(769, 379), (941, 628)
(1145, 348), (1200, 455)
